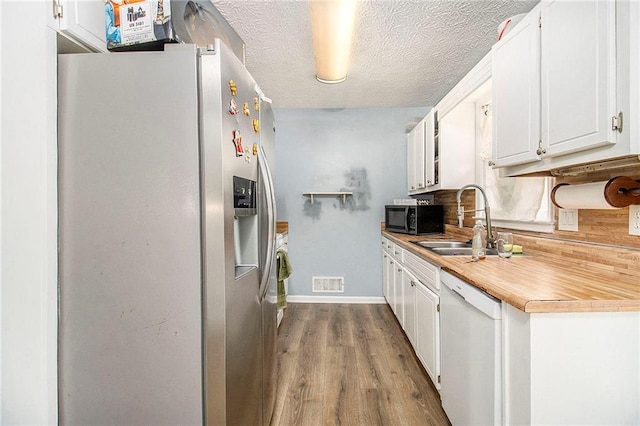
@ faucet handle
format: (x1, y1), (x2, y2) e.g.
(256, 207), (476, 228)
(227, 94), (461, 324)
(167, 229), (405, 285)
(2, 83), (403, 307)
(456, 203), (465, 228)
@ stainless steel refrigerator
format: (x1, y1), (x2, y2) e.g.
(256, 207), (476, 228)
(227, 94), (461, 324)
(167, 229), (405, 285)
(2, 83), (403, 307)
(57, 41), (277, 425)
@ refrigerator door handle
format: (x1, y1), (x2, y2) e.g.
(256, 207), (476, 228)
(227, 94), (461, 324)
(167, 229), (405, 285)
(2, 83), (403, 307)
(258, 146), (276, 301)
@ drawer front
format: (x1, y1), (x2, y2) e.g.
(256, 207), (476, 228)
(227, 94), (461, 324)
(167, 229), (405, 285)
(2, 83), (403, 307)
(392, 244), (404, 262)
(403, 250), (439, 291)
(383, 238), (394, 253)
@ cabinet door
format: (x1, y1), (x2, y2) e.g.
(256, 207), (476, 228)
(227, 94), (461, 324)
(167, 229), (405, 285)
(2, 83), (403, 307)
(382, 250), (390, 303)
(53, 0), (108, 52)
(492, 8), (541, 167)
(414, 118), (426, 190)
(406, 131), (416, 192)
(402, 269), (418, 348)
(388, 258), (397, 313)
(424, 110), (436, 187)
(407, 120), (426, 193)
(393, 262), (403, 322)
(416, 282), (440, 389)
(541, 0), (616, 157)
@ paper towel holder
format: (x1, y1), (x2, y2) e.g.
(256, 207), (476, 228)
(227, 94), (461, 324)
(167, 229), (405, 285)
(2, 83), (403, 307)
(551, 176), (640, 209)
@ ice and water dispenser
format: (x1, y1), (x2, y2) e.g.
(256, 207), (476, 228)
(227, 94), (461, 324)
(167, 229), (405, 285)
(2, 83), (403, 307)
(233, 176), (258, 278)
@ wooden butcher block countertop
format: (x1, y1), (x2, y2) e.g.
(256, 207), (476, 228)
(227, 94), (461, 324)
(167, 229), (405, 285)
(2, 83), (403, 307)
(383, 229), (640, 313)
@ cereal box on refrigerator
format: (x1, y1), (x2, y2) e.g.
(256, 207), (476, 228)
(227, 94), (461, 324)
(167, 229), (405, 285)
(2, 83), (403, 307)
(105, 0), (174, 51)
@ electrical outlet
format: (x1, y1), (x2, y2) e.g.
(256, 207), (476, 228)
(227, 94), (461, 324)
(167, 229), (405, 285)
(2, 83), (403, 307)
(629, 205), (640, 236)
(558, 208), (579, 232)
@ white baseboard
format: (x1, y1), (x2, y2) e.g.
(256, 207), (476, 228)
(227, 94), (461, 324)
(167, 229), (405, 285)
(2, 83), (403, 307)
(286, 295), (387, 304)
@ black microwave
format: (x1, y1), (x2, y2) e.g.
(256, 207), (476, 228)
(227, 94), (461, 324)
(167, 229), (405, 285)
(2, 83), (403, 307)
(385, 204), (444, 235)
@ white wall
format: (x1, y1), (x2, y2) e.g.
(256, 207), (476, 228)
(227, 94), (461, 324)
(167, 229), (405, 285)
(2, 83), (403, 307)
(1, 2), (58, 424)
(274, 107), (428, 300)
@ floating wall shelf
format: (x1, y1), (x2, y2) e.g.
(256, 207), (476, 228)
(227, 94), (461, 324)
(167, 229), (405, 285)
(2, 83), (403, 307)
(303, 191), (353, 204)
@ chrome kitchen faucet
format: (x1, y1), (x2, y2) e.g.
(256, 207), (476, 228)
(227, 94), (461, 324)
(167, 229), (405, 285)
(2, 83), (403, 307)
(456, 184), (495, 248)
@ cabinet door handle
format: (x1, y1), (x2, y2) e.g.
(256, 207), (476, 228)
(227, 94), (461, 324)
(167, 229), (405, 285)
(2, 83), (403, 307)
(411, 281), (416, 287)
(397, 268), (402, 272)
(383, 254), (387, 258)
(487, 160), (495, 167)
(390, 261), (394, 265)
(536, 148), (546, 156)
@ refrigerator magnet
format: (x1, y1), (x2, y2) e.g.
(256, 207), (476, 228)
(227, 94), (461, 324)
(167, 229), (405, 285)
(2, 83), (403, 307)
(243, 102), (250, 116)
(229, 80), (237, 96)
(252, 119), (260, 133)
(233, 130), (244, 156)
(228, 98), (238, 115)
(244, 149), (251, 163)
(252, 143), (258, 156)
(254, 97), (260, 111)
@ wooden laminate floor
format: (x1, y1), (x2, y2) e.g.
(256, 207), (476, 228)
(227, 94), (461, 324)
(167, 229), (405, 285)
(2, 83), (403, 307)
(270, 303), (451, 426)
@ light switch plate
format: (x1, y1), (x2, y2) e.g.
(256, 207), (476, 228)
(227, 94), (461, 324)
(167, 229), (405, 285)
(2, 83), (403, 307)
(558, 208), (579, 232)
(629, 205), (640, 236)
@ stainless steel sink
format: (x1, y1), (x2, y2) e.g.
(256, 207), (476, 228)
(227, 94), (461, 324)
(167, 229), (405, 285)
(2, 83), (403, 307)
(412, 240), (471, 249)
(430, 247), (500, 256)
(412, 240), (501, 256)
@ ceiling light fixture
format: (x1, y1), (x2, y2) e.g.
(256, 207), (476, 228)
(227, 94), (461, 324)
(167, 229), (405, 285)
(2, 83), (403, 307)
(309, 0), (357, 84)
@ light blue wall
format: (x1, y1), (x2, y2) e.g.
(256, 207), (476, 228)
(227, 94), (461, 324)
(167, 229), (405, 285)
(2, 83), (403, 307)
(273, 107), (429, 298)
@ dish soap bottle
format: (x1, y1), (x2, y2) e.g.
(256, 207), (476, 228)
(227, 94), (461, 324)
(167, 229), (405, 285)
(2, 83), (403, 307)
(471, 220), (486, 261)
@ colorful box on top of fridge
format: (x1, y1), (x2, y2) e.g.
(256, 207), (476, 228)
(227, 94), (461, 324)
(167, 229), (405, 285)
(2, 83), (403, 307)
(104, 0), (247, 62)
(105, 0), (175, 51)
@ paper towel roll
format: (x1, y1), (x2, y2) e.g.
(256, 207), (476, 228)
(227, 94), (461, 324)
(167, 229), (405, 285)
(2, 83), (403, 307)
(551, 177), (640, 209)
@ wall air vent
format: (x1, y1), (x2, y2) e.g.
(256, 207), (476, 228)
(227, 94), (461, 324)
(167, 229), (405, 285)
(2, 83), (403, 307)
(312, 276), (344, 293)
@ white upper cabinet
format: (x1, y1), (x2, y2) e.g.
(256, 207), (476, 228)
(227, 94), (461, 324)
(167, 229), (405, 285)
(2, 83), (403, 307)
(492, 8), (541, 167)
(407, 116), (427, 193)
(424, 110), (438, 188)
(435, 103), (476, 190)
(540, 0), (616, 157)
(492, 0), (629, 175)
(408, 105), (475, 194)
(49, 0), (107, 52)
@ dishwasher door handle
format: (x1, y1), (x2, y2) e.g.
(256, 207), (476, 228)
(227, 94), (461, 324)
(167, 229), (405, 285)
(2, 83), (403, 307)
(450, 287), (465, 300)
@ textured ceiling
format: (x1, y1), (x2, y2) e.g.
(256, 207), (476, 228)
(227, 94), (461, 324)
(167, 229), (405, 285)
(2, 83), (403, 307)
(212, 0), (538, 109)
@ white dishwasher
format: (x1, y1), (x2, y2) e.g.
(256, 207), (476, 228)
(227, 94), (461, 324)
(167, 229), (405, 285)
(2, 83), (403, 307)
(440, 271), (502, 426)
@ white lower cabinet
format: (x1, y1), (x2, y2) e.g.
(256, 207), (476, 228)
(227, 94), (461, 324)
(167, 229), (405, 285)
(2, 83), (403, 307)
(401, 268), (418, 347)
(503, 304), (640, 425)
(392, 261), (404, 322)
(382, 250), (391, 303)
(381, 236), (441, 390)
(415, 281), (440, 389)
(383, 239), (404, 319)
(381, 238), (391, 303)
